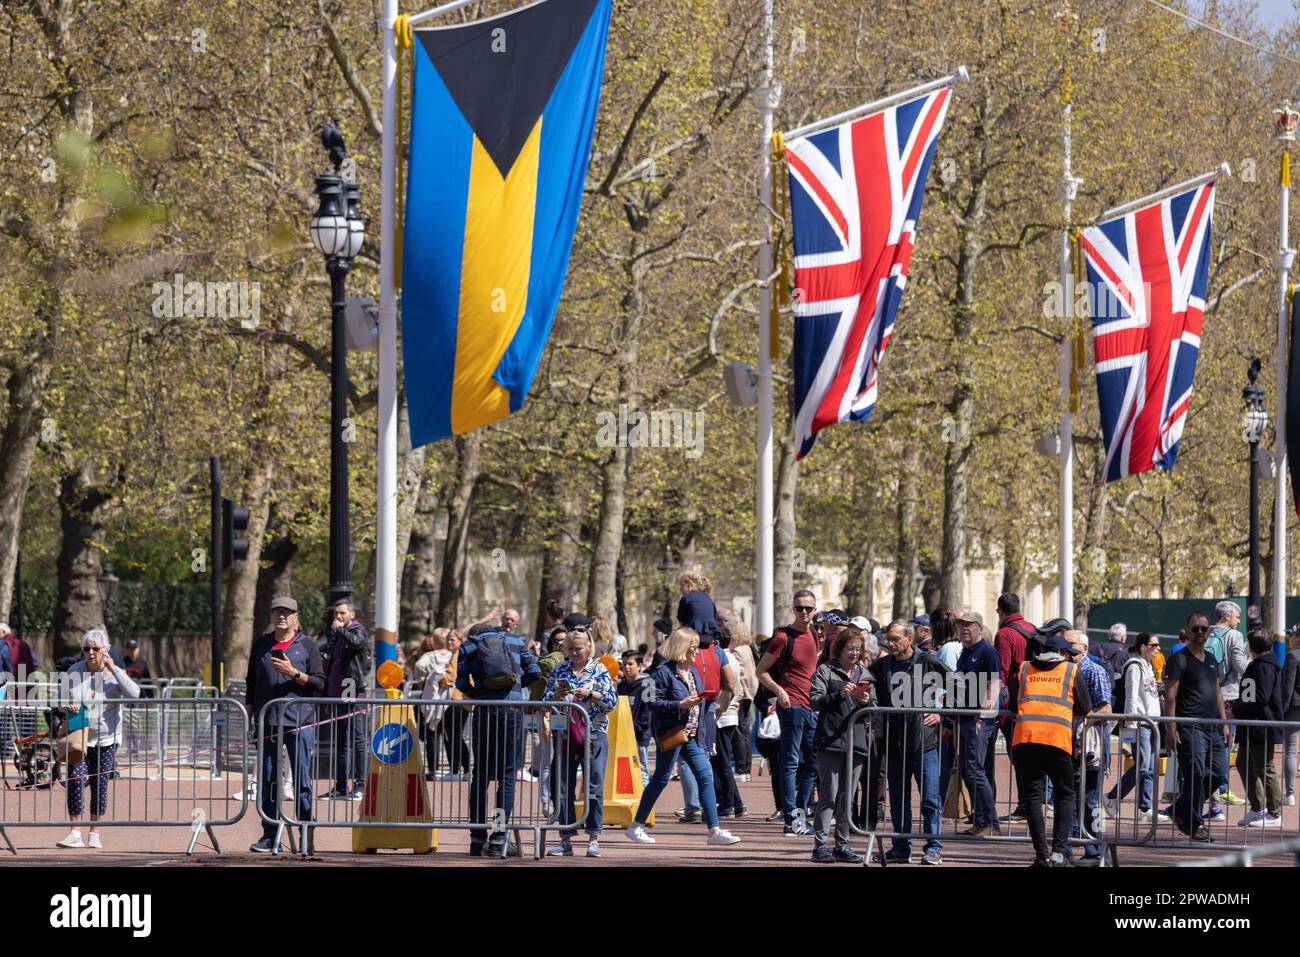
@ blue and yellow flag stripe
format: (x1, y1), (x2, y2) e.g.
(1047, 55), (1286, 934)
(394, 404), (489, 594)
(401, 0), (612, 447)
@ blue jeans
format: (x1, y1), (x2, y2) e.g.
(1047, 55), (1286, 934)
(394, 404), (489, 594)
(468, 708), (523, 850)
(1079, 765), (1102, 858)
(637, 745), (650, 786)
(636, 737), (718, 828)
(1109, 725), (1155, 811)
(888, 747), (942, 855)
(676, 750), (701, 811)
(557, 731), (607, 838)
(260, 725), (314, 842)
(778, 705), (817, 823)
(959, 717), (998, 828)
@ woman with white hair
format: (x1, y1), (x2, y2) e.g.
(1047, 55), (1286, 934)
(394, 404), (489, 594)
(542, 627), (617, 857)
(57, 627), (141, 849)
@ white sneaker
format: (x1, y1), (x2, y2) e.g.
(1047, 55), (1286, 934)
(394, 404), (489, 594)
(1138, 808), (1171, 823)
(626, 823), (655, 844)
(281, 783), (294, 801)
(1286, 794), (1296, 806)
(707, 828), (741, 846)
(86, 832), (102, 849)
(56, 830), (84, 848)
(1250, 813), (1283, 828)
(1238, 810), (1265, 827)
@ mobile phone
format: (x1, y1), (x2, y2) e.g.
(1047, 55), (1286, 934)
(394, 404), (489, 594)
(270, 649), (288, 660)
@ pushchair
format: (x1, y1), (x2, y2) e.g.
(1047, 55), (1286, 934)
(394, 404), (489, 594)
(9, 707), (75, 790)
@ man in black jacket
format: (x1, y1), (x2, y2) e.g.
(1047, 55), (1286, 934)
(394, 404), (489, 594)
(1235, 627), (1285, 826)
(246, 596), (325, 852)
(318, 599), (373, 801)
(870, 619), (950, 865)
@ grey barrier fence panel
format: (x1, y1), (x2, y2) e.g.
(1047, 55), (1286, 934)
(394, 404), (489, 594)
(0, 696), (250, 855)
(255, 696), (591, 859)
(833, 703), (1300, 865)
(1086, 712), (1300, 856)
(839, 705), (1095, 863)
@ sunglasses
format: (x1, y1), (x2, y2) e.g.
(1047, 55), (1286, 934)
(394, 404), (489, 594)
(1188, 625), (1209, 633)
(794, 606), (815, 613)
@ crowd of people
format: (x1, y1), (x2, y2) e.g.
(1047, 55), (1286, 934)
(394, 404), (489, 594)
(18, 583), (1300, 865)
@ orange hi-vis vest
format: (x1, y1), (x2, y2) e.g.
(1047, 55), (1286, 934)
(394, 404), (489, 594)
(1012, 660), (1077, 754)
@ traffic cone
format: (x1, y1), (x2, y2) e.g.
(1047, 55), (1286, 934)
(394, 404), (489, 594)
(579, 695), (653, 828)
(353, 668), (436, 854)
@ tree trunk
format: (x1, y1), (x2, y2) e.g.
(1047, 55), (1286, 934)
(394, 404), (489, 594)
(253, 520), (297, 643)
(892, 443), (921, 618)
(52, 463), (112, 660)
(588, 439), (631, 622)
(843, 540), (871, 617)
(390, 387), (426, 605)
(436, 432), (481, 628)
(222, 458), (274, 677)
(615, 556), (629, 638)
(0, 337), (55, 622)
(939, 389), (973, 609)
(1001, 526), (1025, 598)
(588, 263), (642, 623)
(773, 412), (799, 622)
(399, 467), (440, 645)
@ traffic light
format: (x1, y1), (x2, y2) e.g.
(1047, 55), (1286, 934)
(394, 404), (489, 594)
(222, 498), (250, 566)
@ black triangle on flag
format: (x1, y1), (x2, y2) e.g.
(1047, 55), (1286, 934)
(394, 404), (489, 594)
(1289, 290), (1300, 517)
(416, 0), (601, 178)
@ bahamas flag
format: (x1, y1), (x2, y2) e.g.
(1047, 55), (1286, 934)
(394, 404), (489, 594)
(401, 0), (612, 447)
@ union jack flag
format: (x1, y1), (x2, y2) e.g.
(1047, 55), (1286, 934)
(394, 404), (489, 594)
(1078, 179), (1216, 483)
(785, 86), (952, 459)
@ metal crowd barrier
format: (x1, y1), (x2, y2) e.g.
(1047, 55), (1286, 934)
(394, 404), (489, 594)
(840, 704), (1105, 864)
(828, 702), (1300, 866)
(0, 696), (250, 855)
(1086, 712), (1300, 858)
(256, 696), (592, 858)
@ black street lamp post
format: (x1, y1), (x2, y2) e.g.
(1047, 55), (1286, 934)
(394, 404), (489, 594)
(310, 122), (365, 610)
(1242, 358), (1269, 623)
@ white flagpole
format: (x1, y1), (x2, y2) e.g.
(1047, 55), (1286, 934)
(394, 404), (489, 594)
(1097, 164), (1231, 222)
(1059, 72), (1076, 623)
(378, 0), (490, 658)
(1274, 106), (1296, 649)
(377, 0), (399, 659)
(756, 0), (774, 639)
(783, 67), (969, 142)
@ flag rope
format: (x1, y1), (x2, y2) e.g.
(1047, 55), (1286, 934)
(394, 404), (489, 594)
(394, 13), (414, 287)
(1068, 228), (1087, 413)
(770, 130), (788, 361)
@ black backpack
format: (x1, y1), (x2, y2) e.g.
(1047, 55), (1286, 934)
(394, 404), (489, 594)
(1113, 657), (1142, 714)
(475, 632), (519, 691)
(754, 628), (803, 712)
(1004, 620), (1041, 658)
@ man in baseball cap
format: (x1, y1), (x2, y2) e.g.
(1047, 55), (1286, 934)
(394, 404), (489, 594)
(954, 607), (1002, 837)
(246, 595), (323, 853)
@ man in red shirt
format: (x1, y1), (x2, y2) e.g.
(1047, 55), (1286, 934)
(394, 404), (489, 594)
(756, 589), (822, 836)
(993, 593), (1035, 823)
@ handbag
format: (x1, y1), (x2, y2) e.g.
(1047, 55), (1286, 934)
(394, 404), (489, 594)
(656, 726), (689, 750)
(55, 706), (91, 765)
(758, 710), (781, 740)
(567, 704), (588, 750)
(943, 766), (973, 820)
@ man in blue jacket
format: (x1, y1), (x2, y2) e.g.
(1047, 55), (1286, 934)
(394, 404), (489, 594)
(457, 622), (541, 858)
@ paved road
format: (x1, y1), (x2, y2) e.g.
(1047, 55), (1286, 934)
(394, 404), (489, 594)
(1, 770), (1287, 867)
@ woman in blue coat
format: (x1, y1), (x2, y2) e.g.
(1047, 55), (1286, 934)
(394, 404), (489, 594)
(625, 627), (741, 847)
